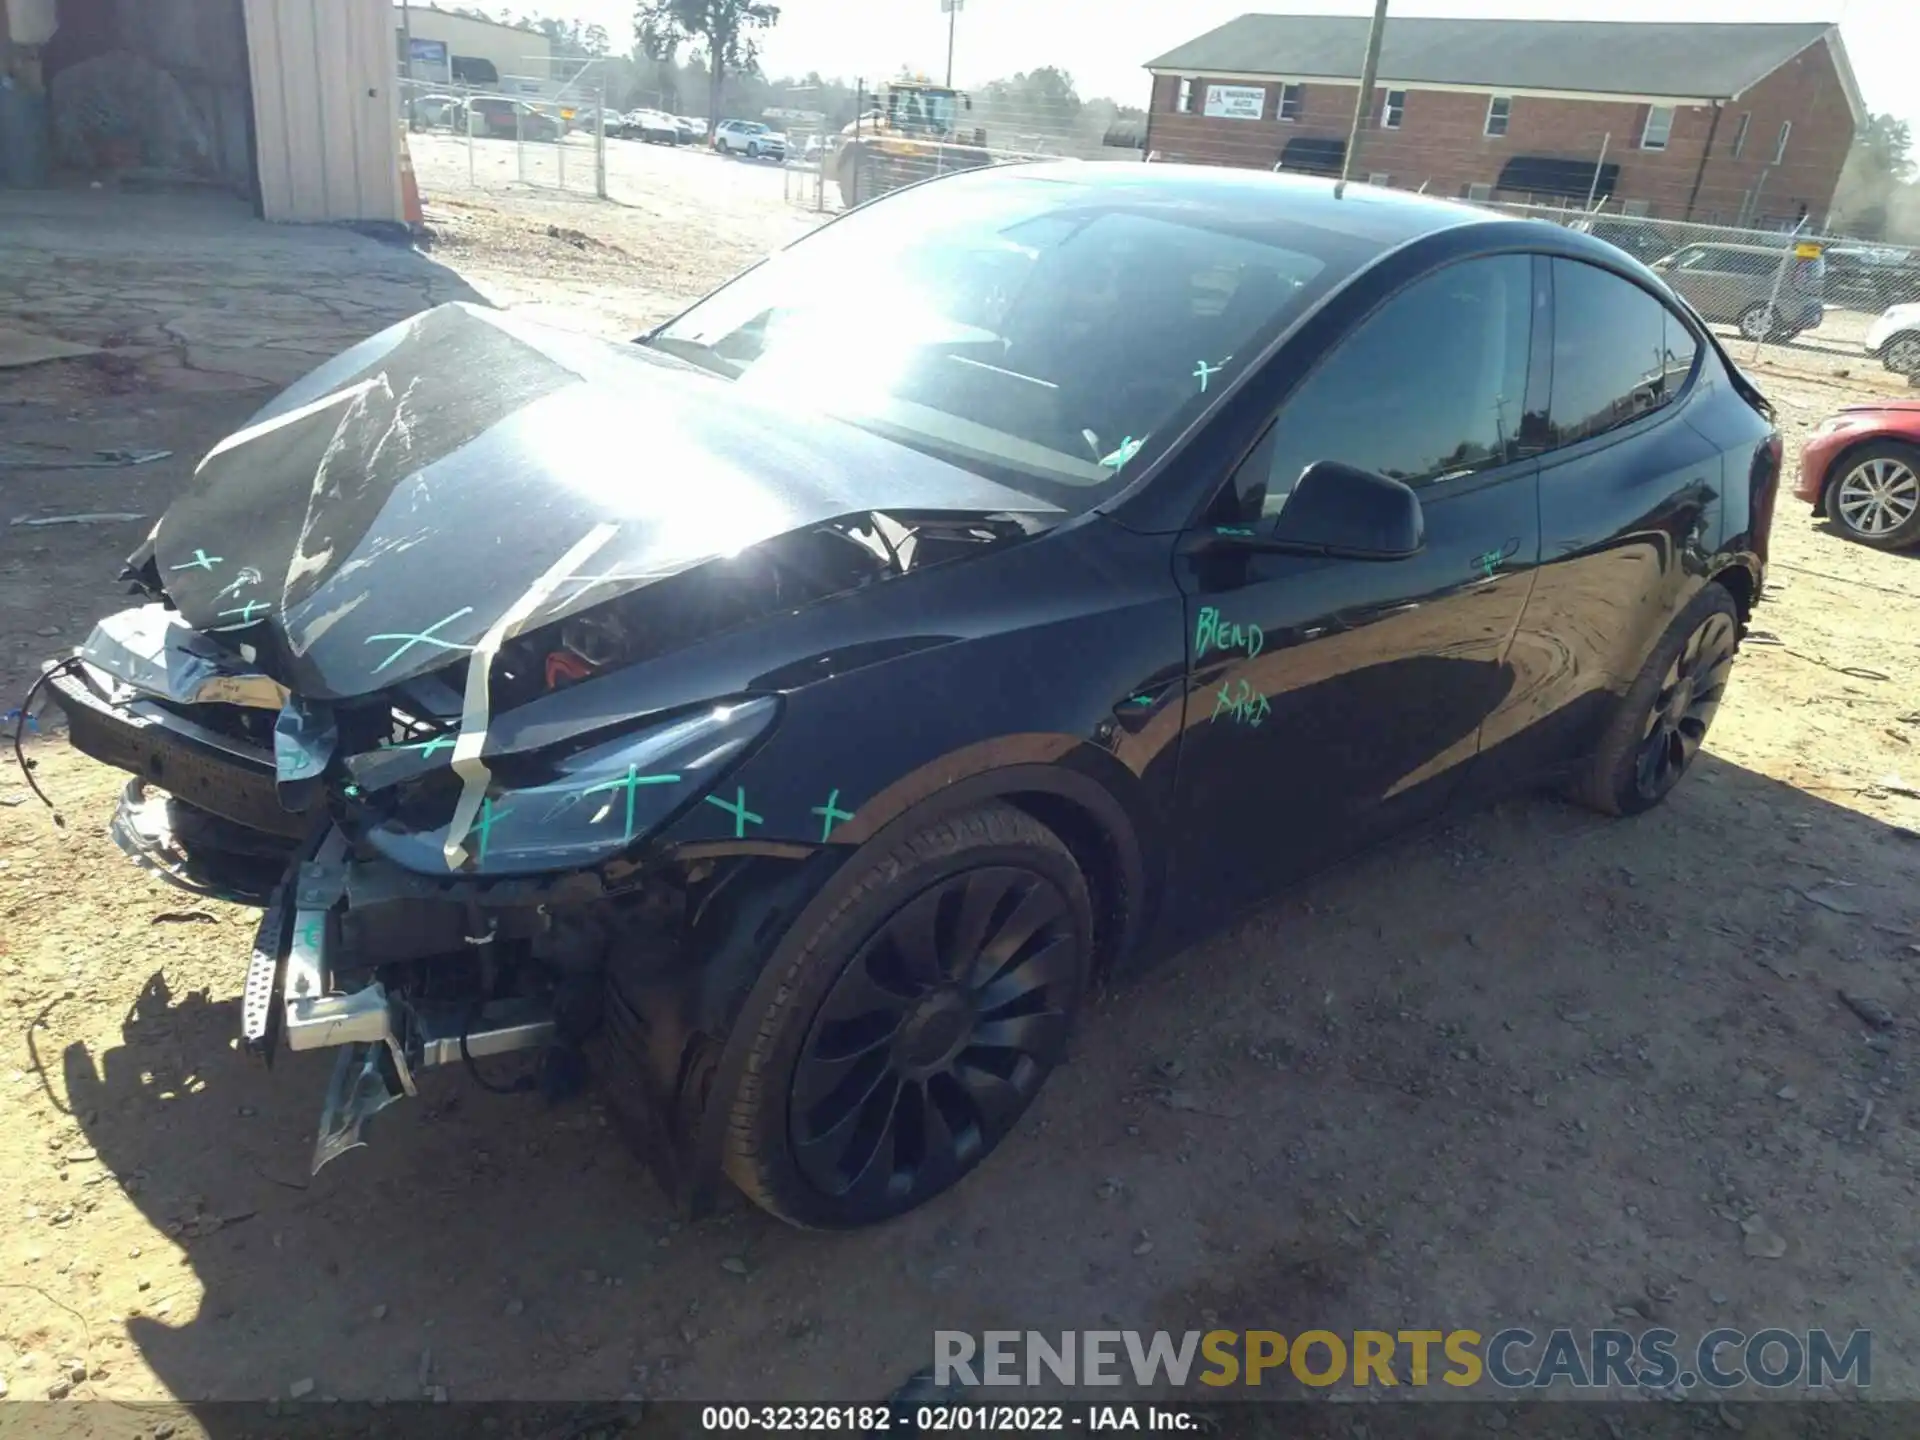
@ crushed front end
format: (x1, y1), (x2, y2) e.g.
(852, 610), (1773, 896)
(19, 302), (1055, 1205)
(42, 599), (786, 1184)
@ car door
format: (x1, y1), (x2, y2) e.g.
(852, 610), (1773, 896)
(1485, 257), (1721, 776)
(1166, 254), (1547, 927)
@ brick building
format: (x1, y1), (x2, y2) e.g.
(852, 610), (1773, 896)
(1143, 17), (1864, 227)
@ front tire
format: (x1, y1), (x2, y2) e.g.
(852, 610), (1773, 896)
(1824, 441), (1920, 550)
(1573, 585), (1741, 817)
(723, 804), (1092, 1229)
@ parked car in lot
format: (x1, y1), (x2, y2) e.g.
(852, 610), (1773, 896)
(628, 109), (683, 145)
(1648, 241), (1825, 341)
(1866, 302), (1920, 380)
(1822, 246), (1920, 314)
(1796, 399), (1920, 549)
(673, 115), (704, 143)
(467, 97), (560, 142)
(30, 165), (1780, 1228)
(716, 120), (786, 160)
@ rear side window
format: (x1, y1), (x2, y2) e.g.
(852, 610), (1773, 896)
(1255, 255), (1534, 509)
(1547, 259), (1695, 448)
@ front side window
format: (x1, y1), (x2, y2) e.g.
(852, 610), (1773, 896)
(1641, 105), (1674, 151)
(1382, 89), (1406, 129)
(1485, 95), (1511, 137)
(652, 170), (1346, 510)
(1546, 259), (1695, 448)
(1250, 256), (1535, 514)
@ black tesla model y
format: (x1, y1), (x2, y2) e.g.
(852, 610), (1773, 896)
(26, 164), (1780, 1228)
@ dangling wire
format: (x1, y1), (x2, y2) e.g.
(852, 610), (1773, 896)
(11, 658), (80, 827)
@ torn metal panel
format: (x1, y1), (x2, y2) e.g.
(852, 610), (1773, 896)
(147, 304), (1059, 700)
(79, 604), (288, 710)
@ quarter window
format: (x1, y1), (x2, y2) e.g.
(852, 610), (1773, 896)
(1546, 259), (1695, 449)
(1485, 95), (1511, 137)
(1252, 256), (1535, 512)
(1641, 105), (1674, 151)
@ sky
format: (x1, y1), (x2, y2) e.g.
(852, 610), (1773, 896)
(556, 0), (1917, 134)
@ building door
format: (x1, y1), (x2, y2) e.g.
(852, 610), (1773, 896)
(244, 0), (401, 222)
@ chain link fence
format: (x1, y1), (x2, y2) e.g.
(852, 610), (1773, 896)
(773, 82), (1148, 216)
(400, 76), (606, 203)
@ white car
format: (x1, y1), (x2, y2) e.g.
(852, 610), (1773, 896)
(1867, 303), (1920, 378)
(716, 121), (786, 161)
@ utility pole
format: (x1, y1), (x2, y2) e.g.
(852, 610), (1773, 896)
(942, 0), (963, 88)
(1335, 0), (1388, 197)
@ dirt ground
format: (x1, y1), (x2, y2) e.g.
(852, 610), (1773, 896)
(3, 169), (1920, 1413)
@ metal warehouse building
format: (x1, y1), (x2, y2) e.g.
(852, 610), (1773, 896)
(0, 0), (402, 223)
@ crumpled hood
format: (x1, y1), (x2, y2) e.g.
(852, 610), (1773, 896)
(144, 303), (1056, 700)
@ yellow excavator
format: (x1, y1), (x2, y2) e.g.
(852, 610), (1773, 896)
(831, 78), (993, 208)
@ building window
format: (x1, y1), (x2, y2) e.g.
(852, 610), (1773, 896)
(1773, 120), (1791, 163)
(1466, 182), (1493, 201)
(1485, 95), (1511, 137)
(1381, 89), (1406, 129)
(1278, 83), (1304, 121)
(1621, 198), (1651, 217)
(1177, 78), (1194, 113)
(1367, 172), (1390, 185)
(1641, 105), (1673, 151)
(1730, 110), (1750, 158)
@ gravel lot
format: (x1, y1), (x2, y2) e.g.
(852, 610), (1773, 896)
(2, 154), (1919, 1415)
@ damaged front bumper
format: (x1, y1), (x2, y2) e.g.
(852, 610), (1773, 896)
(38, 606), (714, 1178)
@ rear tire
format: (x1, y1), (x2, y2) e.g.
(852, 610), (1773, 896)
(1823, 441), (1920, 550)
(722, 803), (1092, 1229)
(1572, 585), (1741, 817)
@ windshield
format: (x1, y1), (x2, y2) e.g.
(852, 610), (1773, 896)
(649, 167), (1347, 509)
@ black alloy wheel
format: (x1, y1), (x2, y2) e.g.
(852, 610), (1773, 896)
(1573, 584), (1742, 818)
(1632, 609), (1737, 803)
(789, 865), (1078, 1207)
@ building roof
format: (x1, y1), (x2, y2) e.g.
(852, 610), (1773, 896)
(1146, 16), (1847, 105)
(403, 4), (546, 39)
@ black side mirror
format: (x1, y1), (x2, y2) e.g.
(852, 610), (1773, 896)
(1266, 460), (1425, 559)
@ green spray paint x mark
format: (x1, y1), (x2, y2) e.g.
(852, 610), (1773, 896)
(583, 765), (681, 843)
(810, 788), (855, 842)
(172, 549), (223, 572)
(366, 607), (476, 673)
(218, 599), (270, 624)
(471, 795), (513, 864)
(406, 732), (458, 760)
(296, 916), (326, 952)
(704, 786), (763, 838)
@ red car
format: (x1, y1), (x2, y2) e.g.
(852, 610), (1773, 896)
(1796, 399), (1920, 550)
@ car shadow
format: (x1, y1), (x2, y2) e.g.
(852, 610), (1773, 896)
(50, 746), (1920, 1410)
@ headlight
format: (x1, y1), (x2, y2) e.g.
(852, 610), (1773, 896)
(355, 696), (778, 876)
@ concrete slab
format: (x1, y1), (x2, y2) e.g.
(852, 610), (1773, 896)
(0, 188), (490, 395)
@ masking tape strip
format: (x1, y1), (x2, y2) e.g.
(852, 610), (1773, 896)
(442, 522), (621, 870)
